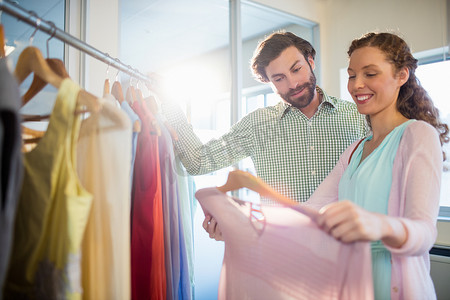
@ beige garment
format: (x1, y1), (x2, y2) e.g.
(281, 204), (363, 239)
(77, 94), (132, 300)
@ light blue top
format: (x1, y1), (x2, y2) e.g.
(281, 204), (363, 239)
(157, 114), (192, 300)
(120, 101), (140, 189)
(338, 119), (415, 300)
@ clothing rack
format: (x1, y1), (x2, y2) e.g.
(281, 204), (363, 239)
(0, 0), (151, 84)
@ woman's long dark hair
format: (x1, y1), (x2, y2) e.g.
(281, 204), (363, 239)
(348, 32), (449, 160)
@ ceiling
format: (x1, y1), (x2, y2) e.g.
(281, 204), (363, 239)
(118, 0), (303, 72)
(1, 0), (306, 72)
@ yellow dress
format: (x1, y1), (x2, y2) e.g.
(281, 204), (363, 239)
(4, 78), (92, 300)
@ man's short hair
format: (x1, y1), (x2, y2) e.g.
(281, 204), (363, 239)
(251, 31), (316, 83)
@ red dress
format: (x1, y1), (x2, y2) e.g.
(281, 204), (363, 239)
(131, 100), (166, 300)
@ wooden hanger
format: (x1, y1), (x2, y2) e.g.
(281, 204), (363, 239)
(16, 47), (65, 123)
(15, 46), (63, 88)
(22, 58), (70, 104)
(125, 86), (137, 105)
(103, 78), (110, 97)
(16, 47), (100, 116)
(111, 81), (124, 103)
(144, 95), (178, 141)
(218, 170), (320, 220)
(111, 80), (141, 132)
(217, 170), (297, 206)
(0, 24), (5, 58)
(136, 89), (161, 136)
(135, 87), (144, 103)
(22, 125), (45, 138)
(21, 125), (45, 149)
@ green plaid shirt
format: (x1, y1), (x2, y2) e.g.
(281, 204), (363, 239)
(162, 87), (367, 203)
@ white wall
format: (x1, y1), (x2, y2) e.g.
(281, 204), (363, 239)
(319, 0), (448, 96)
(84, 0), (120, 96)
(253, 0), (448, 96)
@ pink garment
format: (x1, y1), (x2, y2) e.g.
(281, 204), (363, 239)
(195, 188), (374, 300)
(305, 120), (440, 300)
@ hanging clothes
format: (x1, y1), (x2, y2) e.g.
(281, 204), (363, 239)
(174, 162), (196, 299)
(195, 187), (374, 300)
(119, 100), (140, 188)
(4, 78), (93, 300)
(130, 100), (166, 300)
(77, 93), (132, 300)
(0, 57), (23, 298)
(153, 110), (191, 300)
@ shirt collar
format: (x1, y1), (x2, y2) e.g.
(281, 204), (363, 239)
(276, 86), (338, 120)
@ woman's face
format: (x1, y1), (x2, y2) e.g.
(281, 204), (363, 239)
(347, 46), (406, 119)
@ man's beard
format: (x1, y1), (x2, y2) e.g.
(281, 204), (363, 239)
(279, 72), (316, 110)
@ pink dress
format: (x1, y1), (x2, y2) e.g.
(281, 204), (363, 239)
(195, 187), (374, 300)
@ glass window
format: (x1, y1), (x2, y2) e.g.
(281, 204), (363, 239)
(415, 59), (450, 212)
(2, 0), (65, 132)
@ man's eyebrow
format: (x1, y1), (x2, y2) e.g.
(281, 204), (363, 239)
(270, 60), (301, 79)
(289, 60), (301, 71)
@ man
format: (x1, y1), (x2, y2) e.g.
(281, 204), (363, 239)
(155, 31), (366, 238)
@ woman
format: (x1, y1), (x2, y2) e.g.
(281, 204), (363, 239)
(310, 32), (449, 299)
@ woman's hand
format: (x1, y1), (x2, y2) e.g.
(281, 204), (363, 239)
(317, 200), (407, 248)
(202, 214), (224, 241)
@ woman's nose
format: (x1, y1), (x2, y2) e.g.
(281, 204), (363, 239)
(354, 76), (365, 89)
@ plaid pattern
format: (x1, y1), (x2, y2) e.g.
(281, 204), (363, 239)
(162, 87), (367, 203)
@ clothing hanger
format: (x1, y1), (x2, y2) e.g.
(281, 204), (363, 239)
(218, 170), (320, 220)
(17, 48), (119, 145)
(0, 24), (5, 58)
(135, 86), (144, 103)
(103, 79), (110, 97)
(136, 87), (161, 136)
(103, 59), (111, 97)
(15, 46), (63, 89)
(16, 46), (102, 120)
(111, 80), (124, 103)
(15, 21), (61, 87)
(144, 95), (178, 140)
(217, 170), (297, 206)
(125, 85), (137, 105)
(21, 125), (45, 148)
(20, 24), (69, 107)
(22, 58), (70, 104)
(16, 20), (101, 114)
(111, 80), (141, 132)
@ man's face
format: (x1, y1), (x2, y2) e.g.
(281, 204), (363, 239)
(265, 46), (316, 109)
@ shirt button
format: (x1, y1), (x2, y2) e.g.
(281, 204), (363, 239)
(308, 122), (312, 126)
(310, 146), (314, 151)
(393, 287), (398, 293)
(311, 170), (316, 176)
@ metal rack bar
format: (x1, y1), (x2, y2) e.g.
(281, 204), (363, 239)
(0, 0), (150, 83)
